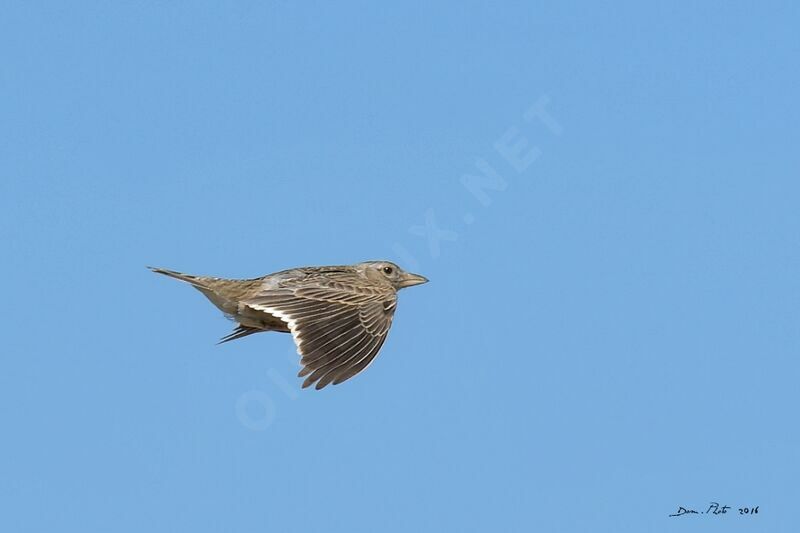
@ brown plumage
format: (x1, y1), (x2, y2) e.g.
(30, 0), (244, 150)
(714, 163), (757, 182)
(148, 261), (428, 389)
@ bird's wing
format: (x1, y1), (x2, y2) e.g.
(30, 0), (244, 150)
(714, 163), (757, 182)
(242, 281), (397, 389)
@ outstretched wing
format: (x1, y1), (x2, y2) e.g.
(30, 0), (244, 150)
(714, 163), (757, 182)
(243, 282), (397, 389)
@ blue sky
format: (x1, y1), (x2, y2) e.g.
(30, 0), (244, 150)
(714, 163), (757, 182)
(2, 2), (798, 532)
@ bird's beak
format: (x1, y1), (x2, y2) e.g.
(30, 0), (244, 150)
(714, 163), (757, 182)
(398, 272), (429, 288)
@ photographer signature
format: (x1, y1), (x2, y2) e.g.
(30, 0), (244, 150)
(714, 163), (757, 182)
(669, 502), (759, 517)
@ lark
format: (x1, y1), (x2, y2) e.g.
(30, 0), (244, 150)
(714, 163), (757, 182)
(149, 261), (428, 389)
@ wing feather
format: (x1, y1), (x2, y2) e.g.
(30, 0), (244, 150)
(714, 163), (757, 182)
(332, 336), (389, 385)
(244, 278), (397, 389)
(303, 332), (375, 389)
(316, 334), (387, 389)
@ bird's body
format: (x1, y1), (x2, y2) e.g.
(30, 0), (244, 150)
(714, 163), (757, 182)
(149, 261), (428, 389)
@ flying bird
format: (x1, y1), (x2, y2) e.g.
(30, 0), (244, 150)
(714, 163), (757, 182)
(148, 261), (428, 389)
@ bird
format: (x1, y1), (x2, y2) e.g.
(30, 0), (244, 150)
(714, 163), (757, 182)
(148, 261), (428, 389)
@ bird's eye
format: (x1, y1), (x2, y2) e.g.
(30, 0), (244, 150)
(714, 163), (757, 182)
(382, 266), (394, 275)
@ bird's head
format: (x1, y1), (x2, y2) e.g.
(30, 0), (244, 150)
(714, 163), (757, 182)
(359, 261), (429, 290)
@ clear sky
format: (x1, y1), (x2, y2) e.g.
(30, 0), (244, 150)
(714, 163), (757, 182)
(2, 2), (798, 532)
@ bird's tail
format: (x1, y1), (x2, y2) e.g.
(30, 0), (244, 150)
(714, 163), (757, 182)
(217, 325), (262, 344)
(147, 266), (209, 289)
